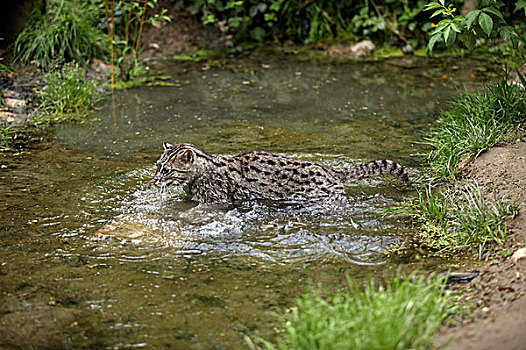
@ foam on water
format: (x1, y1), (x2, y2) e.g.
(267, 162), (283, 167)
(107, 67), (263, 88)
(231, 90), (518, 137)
(88, 154), (409, 265)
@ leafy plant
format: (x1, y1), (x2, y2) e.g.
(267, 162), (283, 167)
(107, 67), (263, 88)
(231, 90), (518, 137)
(37, 64), (97, 121)
(103, 0), (171, 82)
(14, 0), (107, 70)
(425, 0), (521, 52)
(191, 0), (433, 45)
(252, 272), (456, 350)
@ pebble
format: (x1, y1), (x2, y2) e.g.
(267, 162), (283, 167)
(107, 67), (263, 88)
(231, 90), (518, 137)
(511, 247), (526, 262)
(4, 98), (26, 109)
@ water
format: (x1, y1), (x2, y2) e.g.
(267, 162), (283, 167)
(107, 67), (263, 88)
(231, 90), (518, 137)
(0, 57), (485, 349)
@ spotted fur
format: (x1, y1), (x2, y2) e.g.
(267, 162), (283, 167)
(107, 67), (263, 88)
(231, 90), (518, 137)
(152, 143), (408, 203)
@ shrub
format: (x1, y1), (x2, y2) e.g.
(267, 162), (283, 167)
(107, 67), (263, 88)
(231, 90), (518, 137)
(14, 0), (107, 70)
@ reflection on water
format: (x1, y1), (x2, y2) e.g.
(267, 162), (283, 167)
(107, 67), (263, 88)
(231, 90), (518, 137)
(0, 57), (486, 349)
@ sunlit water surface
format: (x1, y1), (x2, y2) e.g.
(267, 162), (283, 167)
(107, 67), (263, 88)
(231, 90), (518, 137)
(0, 57), (486, 349)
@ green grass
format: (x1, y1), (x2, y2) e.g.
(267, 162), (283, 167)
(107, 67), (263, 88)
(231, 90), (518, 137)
(252, 273), (456, 350)
(14, 0), (107, 70)
(401, 182), (518, 257)
(425, 75), (526, 180)
(0, 126), (19, 151)
(396, 71), (525, 256)
(36, 65), (97, 123)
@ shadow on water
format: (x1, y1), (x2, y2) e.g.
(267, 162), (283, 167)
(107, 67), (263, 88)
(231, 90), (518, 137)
(0, 57), (487, 349)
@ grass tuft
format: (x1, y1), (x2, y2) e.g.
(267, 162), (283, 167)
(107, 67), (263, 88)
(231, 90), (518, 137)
(400, 182), (518, 256)
(0, 126), (20, 151)
(425, 75), (526, 179)
(396, 71), (525, 256)
(14, 0), (107, 70)
(36, 64), (97, 123)
(252, 273), (456, 350)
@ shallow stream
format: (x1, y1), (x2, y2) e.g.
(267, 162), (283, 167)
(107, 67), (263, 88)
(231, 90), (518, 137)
(0, 57), (487, 349)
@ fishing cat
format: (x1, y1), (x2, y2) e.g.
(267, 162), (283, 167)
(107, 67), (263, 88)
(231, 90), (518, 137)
(152, 143), (408, 203)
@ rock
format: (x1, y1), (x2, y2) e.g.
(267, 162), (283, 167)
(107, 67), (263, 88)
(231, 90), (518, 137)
(511, 247), (526, 262)
(441, 270), (480, 284)
(94, 217), (167, 245)
(90, 58), (111, 73)
(350, 40), (375, 57)
(402, 43), (414, 55)
(93, 215), (191, 247)
(4, 97), (26, 109)
(0, 111), (19, 124)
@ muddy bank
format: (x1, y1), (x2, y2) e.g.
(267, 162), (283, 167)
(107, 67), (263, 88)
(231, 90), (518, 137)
(436, 139), (526, 349)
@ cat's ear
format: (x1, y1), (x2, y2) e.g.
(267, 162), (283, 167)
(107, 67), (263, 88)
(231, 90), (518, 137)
(181, 149), (195, 164)
(163, 142), (173, 150)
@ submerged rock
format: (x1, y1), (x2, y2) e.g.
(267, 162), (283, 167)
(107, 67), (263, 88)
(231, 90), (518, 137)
(93, 215), (191, 247)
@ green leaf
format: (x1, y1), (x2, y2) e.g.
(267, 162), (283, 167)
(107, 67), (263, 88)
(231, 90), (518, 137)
(482, 6), (504, 21)
(227, 17), (242, 28)
(516, 67), (526, 87)
(499, 26), (520, 49)
(427, 33), (442, 53)
(443, 26), (451, 44)
(435, 19), (451, 31)
(424, 2), (444, 11)
(264, 13), (277, 22)
(464, 10), (479, 29)
(461, 30), (476, 50)
(431, 9), (444, 18)
(444, 28), (456, 48)
(249, 3), (267, 17)
(450, 21), (461, 33)
(478, 12), (493, 36)
(250, 26), (266, 42)
(515, 0), (526, 14)
(511, 35), (519, 49)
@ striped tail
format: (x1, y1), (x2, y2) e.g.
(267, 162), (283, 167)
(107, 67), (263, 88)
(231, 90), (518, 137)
(340, 159), (409, 182)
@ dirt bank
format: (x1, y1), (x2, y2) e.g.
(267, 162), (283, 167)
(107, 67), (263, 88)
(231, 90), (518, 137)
(436, 139), (526, 349)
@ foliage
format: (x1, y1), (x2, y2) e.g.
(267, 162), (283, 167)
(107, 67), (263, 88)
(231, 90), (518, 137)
(399, 182), (518, 256)
(425, 0), (523, 52)
(14, 0), (107, 70)
(185, 0), (454, 45)
(425, 73), (526, 179)
(37, 65), (97, 121)
(102, 0), (171, 81)
(252, 272), (456, 350)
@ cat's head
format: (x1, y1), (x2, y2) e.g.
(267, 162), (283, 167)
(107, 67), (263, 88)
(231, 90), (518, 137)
(151, 143), (211, 189)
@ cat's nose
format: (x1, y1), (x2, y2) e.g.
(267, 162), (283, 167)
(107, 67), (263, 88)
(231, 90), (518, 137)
(151, 174), (162, 184)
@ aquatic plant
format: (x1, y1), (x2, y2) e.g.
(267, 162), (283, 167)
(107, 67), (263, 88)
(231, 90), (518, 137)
(252, 272), (456, 350)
